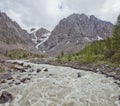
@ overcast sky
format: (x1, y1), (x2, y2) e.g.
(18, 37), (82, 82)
(0, 0), (120, 31)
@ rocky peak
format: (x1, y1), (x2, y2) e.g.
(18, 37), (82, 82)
(67, 13), (89, 22)
(39, 13), (113, 56)
(0, 11), (36, 53)
(0, 11), (10, 22)
(36, 28), (50, 38)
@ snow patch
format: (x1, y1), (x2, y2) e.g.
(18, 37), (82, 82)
(97, 36), (103, 40)
(36, 33), (51, 49)
(84, 37), (90, 41)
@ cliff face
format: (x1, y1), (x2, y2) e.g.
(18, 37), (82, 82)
(0, 11), (36, 53)
(38, 13), (113, 56)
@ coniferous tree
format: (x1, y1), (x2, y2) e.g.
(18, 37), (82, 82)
(112, 14), (120, 52)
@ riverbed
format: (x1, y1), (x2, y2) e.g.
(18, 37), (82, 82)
(0, 60), (120, 106)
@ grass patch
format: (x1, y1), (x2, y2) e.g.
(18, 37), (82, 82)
(4, 49), (44, 59)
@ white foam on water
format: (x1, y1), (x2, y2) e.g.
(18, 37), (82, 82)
(0, 61), (120, 106)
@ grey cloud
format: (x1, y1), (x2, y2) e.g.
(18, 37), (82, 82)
(0, 0), (120, 31)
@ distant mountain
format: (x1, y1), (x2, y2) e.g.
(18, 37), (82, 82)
(0, 11), (36, 53)
(30, 28), (50, 42)
(29, 28), (50, 49)
(36, 28), (50, 39)
(0, 11), (113, 56)
(38, 13), (113, 56)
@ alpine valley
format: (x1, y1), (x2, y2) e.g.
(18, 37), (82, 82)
(0, 11), (113, 56)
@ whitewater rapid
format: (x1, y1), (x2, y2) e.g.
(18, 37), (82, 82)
(0, 61), (120, 106)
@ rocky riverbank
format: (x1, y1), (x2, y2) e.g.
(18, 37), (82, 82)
(30, 59), (120, 81)
(0, 60), (49, 104)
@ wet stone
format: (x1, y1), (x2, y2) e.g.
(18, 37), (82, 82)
(0, 80), (6, 84)
(20, 69), (26, 73)
(0, 91), (13, 104)
(20, 78), (30, 83)
(26, 65), (31, 68)
(29, 69), (34, 72)
(36, 69), (41, 73)
(43, 68), (48, 72)
(15, 82), (21, 85)
(49, 74), (53, 76)
(7, 77), (13, 80)
(118, 95), (120, 100)
(77, 72), (81, 78)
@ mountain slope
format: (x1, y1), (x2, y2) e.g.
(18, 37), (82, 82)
(0, 11), (36, 53)
(29, 28), (50, 49)
(39, 13), (113, 56)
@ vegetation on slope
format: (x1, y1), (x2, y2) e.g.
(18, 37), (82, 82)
(56, 15), (120, 64)
(2, 49), (44, 59)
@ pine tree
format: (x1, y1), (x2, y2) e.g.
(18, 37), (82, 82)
(61, 51), (64, 57)
(112, 14), (120, 52)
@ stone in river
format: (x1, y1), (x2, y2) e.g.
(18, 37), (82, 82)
(43, 68), (48, 72)
(0, 91), (13, 104)
(77, 72), (81, 78)
(36, 69), (41, 73)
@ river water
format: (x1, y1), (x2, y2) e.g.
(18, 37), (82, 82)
(0, 61), (120, 106)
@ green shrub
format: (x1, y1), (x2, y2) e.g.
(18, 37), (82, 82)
(105, 50), (115, 58)
(111, 53), (120, 63)
(4, 50), (44, 59)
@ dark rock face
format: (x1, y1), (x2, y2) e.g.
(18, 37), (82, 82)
(36, 28), (50, 39)
(29, 27), (50, 45)
(0, 91), (13, 104)
(39, 13), (113, 56)
(0, 11), (36, 53)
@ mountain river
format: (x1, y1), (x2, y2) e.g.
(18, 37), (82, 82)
(0, 60), (120, 106)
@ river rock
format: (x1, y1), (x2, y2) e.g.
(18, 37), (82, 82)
(0, 74), (11, 80)
(20, 78), (30, 83)
(12, 62), (24, 66)
(0, 91), (13, 104)
(7, 77), (13, 80)
(77, 72), (81, 78)
(15, 82), (21, 85)
(43, 68), (48, 72)
(20, 69), (26, 73)
(0, 80), (6, 84)
(36, 69), (41, 73)
(29, 69), (34, 72)
(26, 65), (31, 68)
(9, 64), (24, 71)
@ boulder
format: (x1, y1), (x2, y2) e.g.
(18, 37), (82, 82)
(0, 74), (11, 80)
(29, 69), (34, 72)
(77, 72), (81, 78)
(7, 77), (13, 80)
(43, 68), (48, 72)
(15, 82), (21, 85)
(0, 80), (6, 84)
(9, 64), (24, 71)
(49, 74), (53, 76)
(26, 65), (31, 68)
(0, 91), (13, 104)
(118, 95), (120, 100)
(20, 78), (30, 83)
(12, 62), (24, 66)
(36, 69), (41, 73)
(20, 69), (26, 73)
